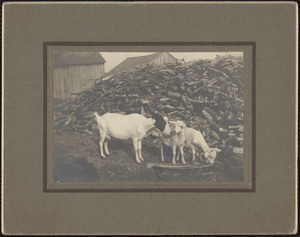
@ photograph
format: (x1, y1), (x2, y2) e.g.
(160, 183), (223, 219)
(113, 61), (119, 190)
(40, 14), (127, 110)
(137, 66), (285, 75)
(3, 2), (297, 235)
(53, 51), (244, 182)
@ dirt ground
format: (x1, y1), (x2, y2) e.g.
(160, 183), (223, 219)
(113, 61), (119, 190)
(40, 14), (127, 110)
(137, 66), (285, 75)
(54, 131), (244, 182)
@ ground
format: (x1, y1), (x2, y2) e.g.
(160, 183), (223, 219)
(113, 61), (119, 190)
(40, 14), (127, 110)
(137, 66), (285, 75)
(54, 131), (244, 182)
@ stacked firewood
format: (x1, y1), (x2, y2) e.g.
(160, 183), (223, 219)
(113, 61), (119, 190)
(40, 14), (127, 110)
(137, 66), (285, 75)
(55, 55), (244, 151)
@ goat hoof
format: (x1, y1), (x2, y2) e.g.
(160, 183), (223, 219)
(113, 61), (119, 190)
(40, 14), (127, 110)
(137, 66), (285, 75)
(106, 153), (110, 156)
(139, 157), (144, 161)
(182, 161), (186, 165)
(172, 161), (176, 165)
(101, 155), (106, 159)
(136, 159), (141, 164)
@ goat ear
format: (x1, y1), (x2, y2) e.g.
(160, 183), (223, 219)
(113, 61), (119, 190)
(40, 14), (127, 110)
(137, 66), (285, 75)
(213, 148), (221, 153)
(176, 121), (186, 128)
(179, 121), (187, 128)
(153, 111), (164, 118)
(152, 111), (158, 119)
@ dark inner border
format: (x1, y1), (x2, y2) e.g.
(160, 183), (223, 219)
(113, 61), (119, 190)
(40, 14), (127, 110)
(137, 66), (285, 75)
(43, 42), (256, 193)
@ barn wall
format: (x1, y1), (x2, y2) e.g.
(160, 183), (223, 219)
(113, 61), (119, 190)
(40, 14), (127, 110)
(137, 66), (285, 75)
(150, 53), (177, 65)
(54, 64), (104, 100)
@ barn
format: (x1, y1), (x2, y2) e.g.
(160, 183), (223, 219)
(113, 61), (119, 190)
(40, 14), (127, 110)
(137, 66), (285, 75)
(54, 52), (106, 100)
(106, 52), (177, 76)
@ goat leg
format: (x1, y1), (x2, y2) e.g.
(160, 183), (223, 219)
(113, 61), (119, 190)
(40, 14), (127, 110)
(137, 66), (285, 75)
(179, 146), (186, 164)
(191, 146), (196, 163)
(159, 141), (165, 162)
(172, 145), (177, 165)
(133, 138), (141, 164)
(104, 141), (110, 156)
(176, 149), (180, 161)
(138, 140), (144, 161)
(99, 137), (106, 159)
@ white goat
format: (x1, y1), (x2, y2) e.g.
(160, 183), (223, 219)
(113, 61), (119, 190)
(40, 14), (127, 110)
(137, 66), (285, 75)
(157, 118), (188, 164)
(174, 121), (221, 164)
(94, 111), (166, 164)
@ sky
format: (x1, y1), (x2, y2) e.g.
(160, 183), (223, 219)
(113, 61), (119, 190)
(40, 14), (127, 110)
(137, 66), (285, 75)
(101, 52), (243, 73)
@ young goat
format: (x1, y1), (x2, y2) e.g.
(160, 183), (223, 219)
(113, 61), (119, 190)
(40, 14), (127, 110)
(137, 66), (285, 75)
(158, 120), (221, 164)
(94, 111), (166, 164)
(157, 118), (189, 164)
(157, 117), (174, 163)
(174, 121), (221, 164)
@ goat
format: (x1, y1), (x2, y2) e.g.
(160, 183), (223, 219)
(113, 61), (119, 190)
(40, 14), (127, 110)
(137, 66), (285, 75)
(94, 111), (166, 164)
(173, 121), (221, 164)
(157, 118), (188, 164)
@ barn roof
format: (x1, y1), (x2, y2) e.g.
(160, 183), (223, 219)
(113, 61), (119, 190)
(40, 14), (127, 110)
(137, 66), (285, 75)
(54, 52), (106, 67)
(106, 52), (176, 76)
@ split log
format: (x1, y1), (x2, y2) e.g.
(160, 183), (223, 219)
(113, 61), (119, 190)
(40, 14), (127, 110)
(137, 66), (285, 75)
(208, 67), (230, 79)
(168, 91), (181, 98)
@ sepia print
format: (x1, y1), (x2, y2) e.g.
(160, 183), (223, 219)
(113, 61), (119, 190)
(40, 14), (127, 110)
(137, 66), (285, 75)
(54, 51), (244, 183)
(3, 2), (297, 235)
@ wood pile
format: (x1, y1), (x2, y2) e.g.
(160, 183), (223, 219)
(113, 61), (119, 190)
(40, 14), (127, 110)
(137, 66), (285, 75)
(55, 55), (244, 151)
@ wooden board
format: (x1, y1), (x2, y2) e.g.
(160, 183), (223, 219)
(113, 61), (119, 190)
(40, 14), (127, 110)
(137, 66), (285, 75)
(146, 163), (213, 170)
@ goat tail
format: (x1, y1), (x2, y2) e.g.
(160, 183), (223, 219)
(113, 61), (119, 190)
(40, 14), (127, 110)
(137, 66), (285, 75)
(93, 111), (100, 119)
